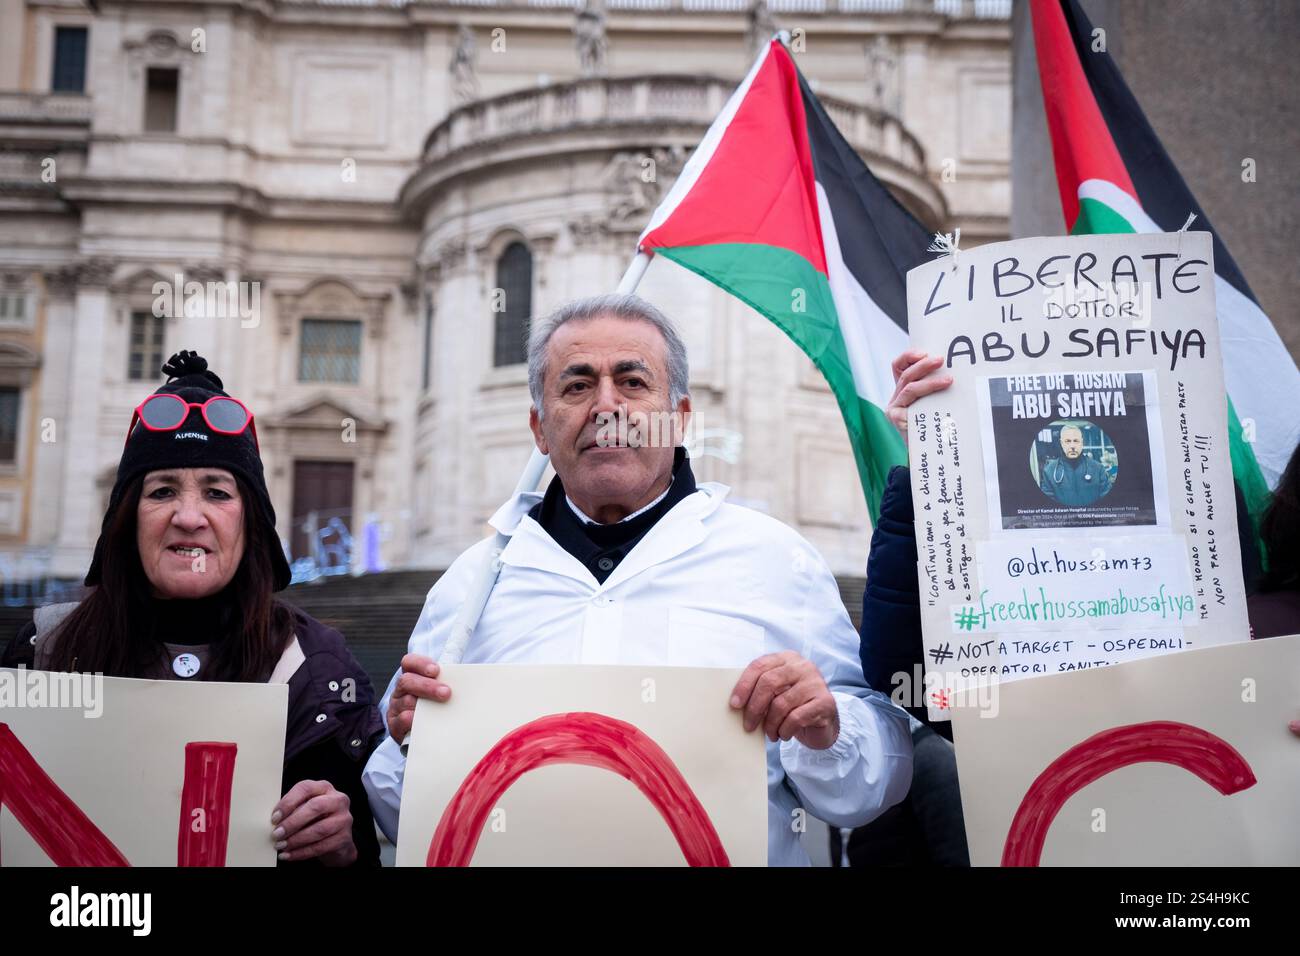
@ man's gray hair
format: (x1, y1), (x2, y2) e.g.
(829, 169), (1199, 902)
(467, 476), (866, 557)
(527, 293), (690, 419)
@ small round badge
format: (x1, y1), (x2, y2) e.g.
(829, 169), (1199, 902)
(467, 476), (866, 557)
(173, 653), (201, 678)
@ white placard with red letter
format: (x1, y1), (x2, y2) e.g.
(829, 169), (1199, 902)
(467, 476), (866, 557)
(396, 664), (768, 866)
(951, 634), (1300, 866)
(0, 670), (286, 866)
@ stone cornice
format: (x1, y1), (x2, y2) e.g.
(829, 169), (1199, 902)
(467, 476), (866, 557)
(55, 177), (406, 224)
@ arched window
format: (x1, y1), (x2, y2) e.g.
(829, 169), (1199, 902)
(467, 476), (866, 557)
(493, 241), (533, 367)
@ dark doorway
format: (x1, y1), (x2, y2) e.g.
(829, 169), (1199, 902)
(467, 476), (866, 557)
(144, 66), (179, 133)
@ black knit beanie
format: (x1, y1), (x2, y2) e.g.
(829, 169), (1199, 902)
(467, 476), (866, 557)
(85, 350), (292, 591)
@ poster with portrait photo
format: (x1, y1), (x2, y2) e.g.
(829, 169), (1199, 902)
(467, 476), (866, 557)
(977, 370), (1169, 530)
(907, 234), (1250, 723)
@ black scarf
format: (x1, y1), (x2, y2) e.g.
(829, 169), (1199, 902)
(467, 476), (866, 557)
(528, 447), (697, 583)
(141, 586), (239, 648)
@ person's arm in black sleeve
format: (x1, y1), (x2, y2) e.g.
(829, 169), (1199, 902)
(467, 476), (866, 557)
(859, 464), (952, 742)
(276, 625), (386, 869)
(279, 738), (382, 868)
(2, 619), (36, 668)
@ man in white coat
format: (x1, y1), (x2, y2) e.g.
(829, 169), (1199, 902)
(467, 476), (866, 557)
(362, 293), (913, 865)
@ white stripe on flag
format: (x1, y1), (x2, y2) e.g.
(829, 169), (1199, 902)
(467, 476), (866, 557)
(1214, 277), (1300, 486)
(815, 182), (908, 409)
(1078, 178), (1300, 487)
(1078, 177), (1146, 228)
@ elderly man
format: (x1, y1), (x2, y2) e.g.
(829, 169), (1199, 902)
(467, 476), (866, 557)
(1039, 423), (1112, 506)
(362, 293), (912, 866)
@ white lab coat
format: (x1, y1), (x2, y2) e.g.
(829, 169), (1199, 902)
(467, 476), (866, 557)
(363, 479), (913, 866)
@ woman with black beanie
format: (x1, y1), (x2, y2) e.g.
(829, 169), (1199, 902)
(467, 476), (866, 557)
(1, 350), (384, 867)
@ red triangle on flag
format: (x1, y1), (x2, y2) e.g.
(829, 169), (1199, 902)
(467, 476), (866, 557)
(641, 43), (828, 276)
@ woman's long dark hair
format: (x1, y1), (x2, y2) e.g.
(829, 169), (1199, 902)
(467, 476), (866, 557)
(45, 472), (294, 680)
(1258, 442), (1300, 594)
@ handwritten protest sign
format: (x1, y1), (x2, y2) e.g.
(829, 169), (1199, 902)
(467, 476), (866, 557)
(905, 232), (1249, 717)
(950, 634), (1300, 866)
(395, 665), (767, 866)
(0, 669), (286, 866)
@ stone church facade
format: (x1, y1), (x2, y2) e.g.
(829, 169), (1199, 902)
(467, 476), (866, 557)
(0, 0), (1011, 587)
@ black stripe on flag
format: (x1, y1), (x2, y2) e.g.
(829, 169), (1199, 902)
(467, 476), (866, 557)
(1061, 0), (1257, 304)
(796, 69), (933, 333)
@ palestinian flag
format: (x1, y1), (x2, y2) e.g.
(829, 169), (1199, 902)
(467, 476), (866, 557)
(1031, 0), (1300, 535)
(638, 38), (932, 524)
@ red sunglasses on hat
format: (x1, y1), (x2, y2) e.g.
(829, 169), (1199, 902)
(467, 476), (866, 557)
(125, 394), (260, 452)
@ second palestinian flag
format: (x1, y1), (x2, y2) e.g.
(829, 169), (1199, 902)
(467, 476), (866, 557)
(1031, 0), (1300, 533)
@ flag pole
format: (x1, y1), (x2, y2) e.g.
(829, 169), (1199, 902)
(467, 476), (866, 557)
(437, 250), (652, 666)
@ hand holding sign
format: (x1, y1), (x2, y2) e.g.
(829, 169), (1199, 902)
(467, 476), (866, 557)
(272, 779), (357, 865)
(395, 648), (839, 750)
(729, 651), (840, 748)
(885, 350), (953, 437)
(387, 653), (453, 740)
